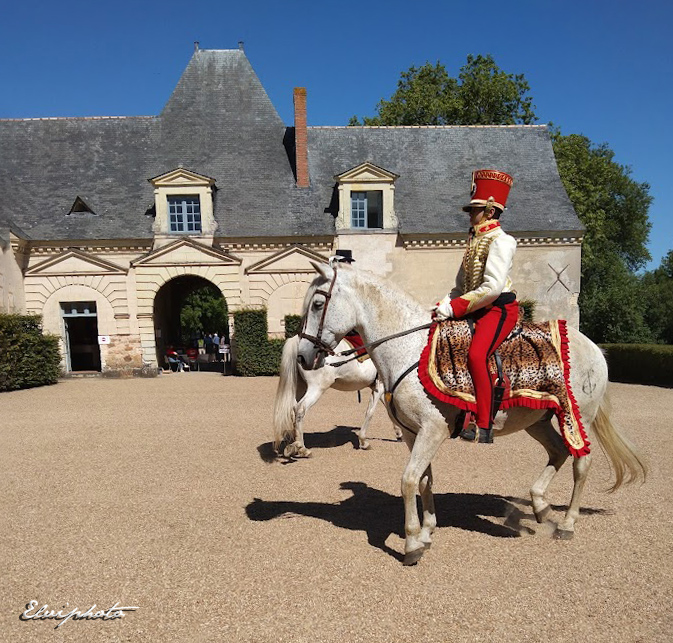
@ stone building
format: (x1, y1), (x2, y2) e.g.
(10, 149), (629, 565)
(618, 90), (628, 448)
(0, 46), (583, 374)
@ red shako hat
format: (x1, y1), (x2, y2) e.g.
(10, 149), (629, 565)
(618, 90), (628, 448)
(462, 169), (514, 213)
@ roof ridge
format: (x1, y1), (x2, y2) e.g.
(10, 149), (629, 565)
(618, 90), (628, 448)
(197, 48), (244, 53)
(0, 115), (155, 122)
(309, 124), (547, 130)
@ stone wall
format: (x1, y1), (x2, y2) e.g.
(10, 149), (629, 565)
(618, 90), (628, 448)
(100, 335), (145, 374)
(0, 239), (25, 313)
(12, 232), (583, 374)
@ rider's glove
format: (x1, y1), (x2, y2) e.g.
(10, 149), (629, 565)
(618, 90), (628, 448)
(432, 296), (454, 320)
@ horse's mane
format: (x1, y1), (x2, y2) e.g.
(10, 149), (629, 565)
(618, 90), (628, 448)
(345, 267), (426, 316)
(304, 265), (427, 321)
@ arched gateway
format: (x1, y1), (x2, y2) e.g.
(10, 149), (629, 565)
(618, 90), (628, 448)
(153, 275), (229, 367)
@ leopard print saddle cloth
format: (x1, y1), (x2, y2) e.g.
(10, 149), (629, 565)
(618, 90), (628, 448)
(418, 317), (590, 456)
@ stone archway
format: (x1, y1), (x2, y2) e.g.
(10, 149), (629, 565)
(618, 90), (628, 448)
(152, 275), (229, 368)
(266, 280), (312, 337)
(134, 261), (241, 367)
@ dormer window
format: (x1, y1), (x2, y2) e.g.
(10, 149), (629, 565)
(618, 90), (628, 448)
(351, 191), (382, 229)
(335, 162), (399, 231)
(168, 196), (202, 233)
(149, 168), (217, 243)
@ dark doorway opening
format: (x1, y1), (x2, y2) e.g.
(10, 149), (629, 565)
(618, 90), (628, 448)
(61, 301), (101, 372)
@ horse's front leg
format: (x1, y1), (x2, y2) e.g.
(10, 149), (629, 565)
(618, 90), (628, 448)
(357, 379), (385, 450)
(400, 425), (446, 565)
(284, 385), (323, 458)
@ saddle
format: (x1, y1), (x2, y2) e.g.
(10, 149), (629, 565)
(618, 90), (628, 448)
(418, 314), (590, 457)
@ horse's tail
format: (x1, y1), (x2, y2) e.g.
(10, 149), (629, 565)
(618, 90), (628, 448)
(591, 392), (648, 492)
(273, 335), (300, 451)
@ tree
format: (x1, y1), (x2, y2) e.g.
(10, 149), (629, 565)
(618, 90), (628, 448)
(350, 57), (657, 344)
(179, 284), (229, 344)
(642, 250), (673, 344)
(551, 132), (651, 272)
(551, 132), (653, 343)
(349, 55), (537, 126)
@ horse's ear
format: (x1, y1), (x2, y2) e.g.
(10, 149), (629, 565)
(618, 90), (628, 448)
(310, 260), (334, 281)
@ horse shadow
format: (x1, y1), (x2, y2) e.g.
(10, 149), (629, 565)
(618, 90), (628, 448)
(246, 482), (607, 561)
(257, 425), (400, 463)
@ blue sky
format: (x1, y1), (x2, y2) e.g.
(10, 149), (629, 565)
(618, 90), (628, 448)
(2, 0), (671, 270)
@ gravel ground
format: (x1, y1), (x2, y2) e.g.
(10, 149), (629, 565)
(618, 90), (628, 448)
(0, 374), (670, 643)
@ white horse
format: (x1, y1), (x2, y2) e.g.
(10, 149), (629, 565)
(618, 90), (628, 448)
(273, 334), (400, 458)
(296, 262), (647, 565)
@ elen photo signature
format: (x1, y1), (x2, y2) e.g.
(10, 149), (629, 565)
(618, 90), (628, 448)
(21, 600), (139, 629)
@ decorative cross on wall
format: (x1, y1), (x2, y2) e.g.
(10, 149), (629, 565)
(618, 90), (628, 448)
(547, 263), (571, 292)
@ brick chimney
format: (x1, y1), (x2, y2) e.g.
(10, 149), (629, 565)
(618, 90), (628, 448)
(294, 88), (309, 188)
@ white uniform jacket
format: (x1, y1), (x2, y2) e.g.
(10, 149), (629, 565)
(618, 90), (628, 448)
(437, 220), (517, 319)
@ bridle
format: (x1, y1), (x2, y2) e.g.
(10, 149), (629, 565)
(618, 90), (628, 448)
(297, 263), (432, 366)
(297, 264), (340, 357)
(297, 263), (435, 434)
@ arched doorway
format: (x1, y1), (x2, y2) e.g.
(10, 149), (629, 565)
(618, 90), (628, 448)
(153, 276), (229, 368)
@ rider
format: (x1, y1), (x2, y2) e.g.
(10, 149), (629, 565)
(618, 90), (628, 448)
(328, 249), (367, 358)
(329, 249), (355, 266)
(433, 170), (519, 444)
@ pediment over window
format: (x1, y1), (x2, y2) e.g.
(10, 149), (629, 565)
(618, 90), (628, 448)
(334, 162), (399, 231)
(245, 245), (328, 274)
(148, 168), (217, 188)
(149, 168), (218, 241)
(335, 161), (399, 183)
(25, 249), (127, 276)
(132, 237), (241, 268)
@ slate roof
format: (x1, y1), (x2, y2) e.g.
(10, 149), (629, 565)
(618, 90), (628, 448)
(0, 49), (582, 242)
(0, 116), (157, 240)
(307, 125), (582, 235)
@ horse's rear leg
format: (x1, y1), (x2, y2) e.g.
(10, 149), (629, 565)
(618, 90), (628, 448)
(526, 416), (569, 523)
(284, 384), (324, 458)
(556, 453), (592, 539)
(357, 379), (384, 450)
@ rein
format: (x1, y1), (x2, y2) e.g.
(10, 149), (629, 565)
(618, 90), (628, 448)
(298, 265), (434, 435)
(298, 262), (433, 366)
(329, 323), (432, 367)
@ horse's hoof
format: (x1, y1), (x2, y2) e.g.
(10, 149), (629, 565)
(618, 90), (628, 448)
(297, 447), (312, 458)
(534, 505), (551, 524)
(403, 547), (425, 566)
(283, 444), (298, 458)
(554, 528), (574, 540)
(359, 441), (371, 450)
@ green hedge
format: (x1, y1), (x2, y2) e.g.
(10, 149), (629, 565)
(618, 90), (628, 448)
(0, 314), (61, 392)
(232, 309), (284, 376)
(284, 314), (302, 339)
(601, 343), (673, 387)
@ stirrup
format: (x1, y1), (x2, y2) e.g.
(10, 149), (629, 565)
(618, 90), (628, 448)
(459, 427), (494, 443)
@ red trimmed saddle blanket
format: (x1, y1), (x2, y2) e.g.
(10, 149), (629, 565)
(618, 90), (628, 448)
(344, 332), (370, 362)
(418, 318), (590, 457)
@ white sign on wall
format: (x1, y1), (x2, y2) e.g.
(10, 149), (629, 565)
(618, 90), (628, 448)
(98, 335), (111, 345)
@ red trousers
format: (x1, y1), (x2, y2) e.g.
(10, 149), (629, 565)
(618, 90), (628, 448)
(467, 301), (519, 429)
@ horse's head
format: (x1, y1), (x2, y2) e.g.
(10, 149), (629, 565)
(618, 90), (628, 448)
(296, 261), (357, 370)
